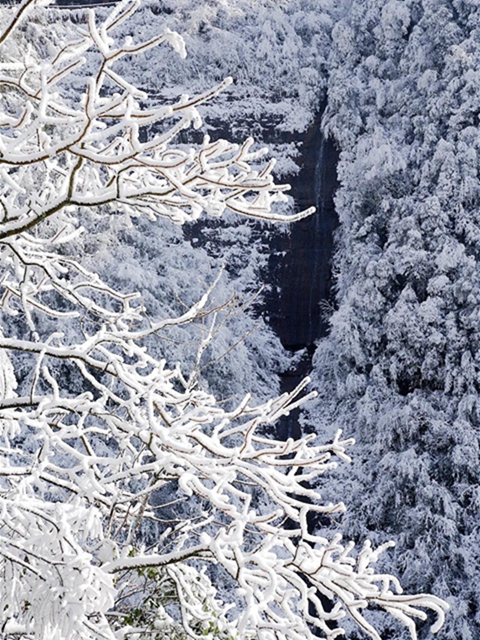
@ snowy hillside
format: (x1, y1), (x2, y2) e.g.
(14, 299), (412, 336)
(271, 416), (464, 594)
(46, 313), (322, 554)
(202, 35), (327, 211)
(309, 1), (480, 638)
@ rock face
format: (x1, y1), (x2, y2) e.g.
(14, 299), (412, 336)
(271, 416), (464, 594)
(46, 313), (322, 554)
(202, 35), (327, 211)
(268, 114), (339, 441)
(270, 116), (339, 351)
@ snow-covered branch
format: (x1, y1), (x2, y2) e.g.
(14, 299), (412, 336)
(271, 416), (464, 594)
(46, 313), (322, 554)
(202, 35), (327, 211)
(0, 0), (312, 236)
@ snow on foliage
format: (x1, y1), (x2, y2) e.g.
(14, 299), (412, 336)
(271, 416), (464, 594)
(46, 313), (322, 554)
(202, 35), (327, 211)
(310, 0), (480, 637)
(0, 1), (448, 638)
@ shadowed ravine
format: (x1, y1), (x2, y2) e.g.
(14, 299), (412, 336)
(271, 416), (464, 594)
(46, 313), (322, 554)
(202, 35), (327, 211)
(268, 113), (339, 440)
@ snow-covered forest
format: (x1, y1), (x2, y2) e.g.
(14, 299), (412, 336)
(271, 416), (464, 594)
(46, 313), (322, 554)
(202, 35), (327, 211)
(309, 2), (480, 638)
(0, 0), (477, 638)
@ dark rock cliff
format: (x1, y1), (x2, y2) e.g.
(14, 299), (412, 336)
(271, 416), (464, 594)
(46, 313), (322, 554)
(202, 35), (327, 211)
(267, 112), (339, 440)
(270, 117), (339, 350)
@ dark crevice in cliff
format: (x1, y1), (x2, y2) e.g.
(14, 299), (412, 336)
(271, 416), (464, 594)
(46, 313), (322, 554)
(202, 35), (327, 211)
(266, 108), (339, 440)
(268, 113), (339, 350)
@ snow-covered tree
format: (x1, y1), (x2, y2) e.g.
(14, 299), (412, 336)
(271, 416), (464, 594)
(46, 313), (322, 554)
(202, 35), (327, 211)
(310, 0), (480, 637)
(0, 1), (448, 638)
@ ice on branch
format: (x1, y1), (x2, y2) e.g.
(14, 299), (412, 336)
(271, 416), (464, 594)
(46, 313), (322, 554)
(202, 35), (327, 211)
(0, 0), (448, 639)
(0, 0), (312, 236)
